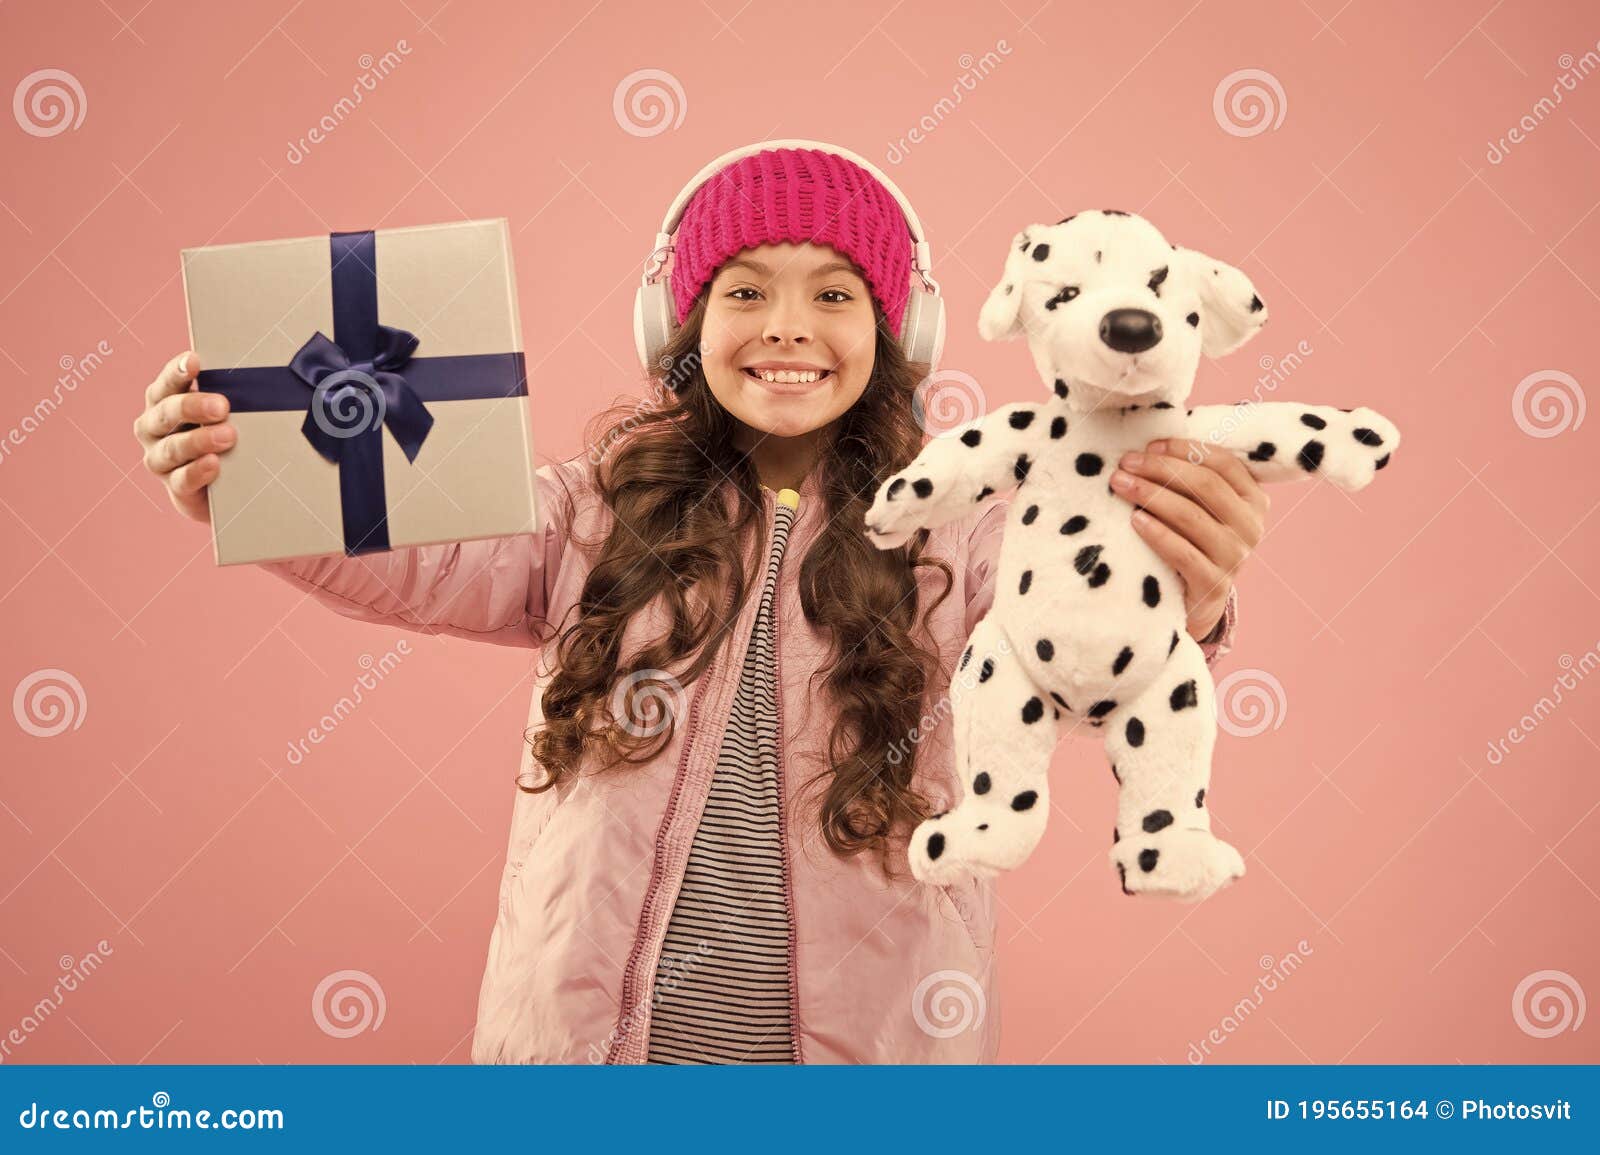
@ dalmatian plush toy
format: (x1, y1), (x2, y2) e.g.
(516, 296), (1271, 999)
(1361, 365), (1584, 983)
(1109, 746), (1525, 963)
(863, 209), (1400, 902)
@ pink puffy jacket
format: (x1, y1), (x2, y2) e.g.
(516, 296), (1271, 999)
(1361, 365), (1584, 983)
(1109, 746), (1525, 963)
(261, 454), (1237, 1063)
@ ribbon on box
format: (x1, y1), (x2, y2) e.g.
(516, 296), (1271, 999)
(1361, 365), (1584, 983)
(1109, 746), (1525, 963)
(197, 229), (527, 556)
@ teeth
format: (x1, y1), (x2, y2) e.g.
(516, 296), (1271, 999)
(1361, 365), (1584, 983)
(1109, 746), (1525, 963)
(757, 369), (822, 383)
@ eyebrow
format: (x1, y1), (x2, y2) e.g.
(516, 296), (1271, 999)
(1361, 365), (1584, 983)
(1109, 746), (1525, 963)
(718, 257), (864, 281)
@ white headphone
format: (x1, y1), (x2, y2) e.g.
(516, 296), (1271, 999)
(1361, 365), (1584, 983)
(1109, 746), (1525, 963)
(632, 138), (946, 375)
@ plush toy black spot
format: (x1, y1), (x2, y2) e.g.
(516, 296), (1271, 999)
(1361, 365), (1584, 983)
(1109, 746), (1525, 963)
(1075, 453), (1103, 476)
(1088, 699), (1117, 719)
(913, 478), (934, 498)
(975, 486), (994, 501)
(1249, 294), (1264, 312)
(1143, 575), (1161, 607)
(887, 478), (906, 498)
(1010, 409), (1036, 429)
(1050, 416), (1068, 439)
(1195, 787), (1206, 808)
(1019, 570), (1033, 594)
(1125, 716), (1145, 747)
(1061, 515), (1088, 534)
(1142, 809), (1174, 833)
(973, 771), (991, 795)
(1148, 266), (1169, 296)
(1353, 427), (1383, 446)
(1168, 629), (1180, 656)
(1139, 848), (1160, 872)
(1297, 440), (1325, 471)
(1031, 243), (1051, 262)
(961, 428), (982, 447)
(1054, 378), (1069, 398)
(1374, 452), (1390, 470)
(1248, 442), (1276, 461)
(927, 832), (946, 860)
(1021, 697), (1045, 723)
(1036, 638), (1054, 660)
(1014, 454), (1032, 483)
(1300, 412), (1327, 430)
(979, 658), (994, 683)
(1170, 679), (1199, 710)
(1050, 691), (1070, 709)
(1074, 544), (1103, 575)
(1012, 790), (1039, 810)
(1112, 646), (1133, 675)
(1088, 563), (1111, 588)
(1186, 312), (1199, 327)
(1022, 504), (1040, 525)
(959, 645), (972, 670)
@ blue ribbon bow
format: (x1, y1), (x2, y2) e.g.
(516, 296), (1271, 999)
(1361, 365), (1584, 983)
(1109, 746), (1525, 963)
(290, 325), (435, 466)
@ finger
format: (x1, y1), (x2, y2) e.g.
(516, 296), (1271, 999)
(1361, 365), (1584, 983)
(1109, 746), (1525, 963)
(1131, 508), (1230, 622)
(167, 452), (221, 497)
(137, 389), (230, 444)
(144, 350), (202, 409)
(1151, 437), (1261, 503)
(145, 421), (236, 475)
(1114, 467), (1246, 571)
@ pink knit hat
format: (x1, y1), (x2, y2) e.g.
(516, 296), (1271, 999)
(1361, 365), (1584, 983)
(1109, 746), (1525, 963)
(669, 147), (914, 334)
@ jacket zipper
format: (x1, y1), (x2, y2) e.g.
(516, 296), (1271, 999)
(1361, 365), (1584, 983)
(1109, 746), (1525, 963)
(607, 578), (734, 1064)
(768, 490), (805, 1063)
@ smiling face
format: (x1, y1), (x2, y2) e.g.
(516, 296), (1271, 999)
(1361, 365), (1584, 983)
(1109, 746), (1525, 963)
(696, 242), (880, 445)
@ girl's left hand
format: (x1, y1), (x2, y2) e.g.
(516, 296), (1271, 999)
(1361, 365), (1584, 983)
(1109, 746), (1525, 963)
(1109, 437), (1270, 643)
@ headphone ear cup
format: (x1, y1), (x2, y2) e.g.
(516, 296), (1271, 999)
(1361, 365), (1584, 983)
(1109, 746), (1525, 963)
(899, 288), (946, 369)
(634, 278), (676, 373)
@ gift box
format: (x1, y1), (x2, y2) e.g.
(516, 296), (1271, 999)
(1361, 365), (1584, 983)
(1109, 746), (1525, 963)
(180, 218), (539, 566)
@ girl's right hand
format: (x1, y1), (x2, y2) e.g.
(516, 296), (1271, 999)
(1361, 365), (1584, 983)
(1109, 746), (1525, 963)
(133, 350), (236, 524)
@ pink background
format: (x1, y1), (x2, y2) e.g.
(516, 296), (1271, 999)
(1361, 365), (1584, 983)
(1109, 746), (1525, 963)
(1, 0), (1596, 1064)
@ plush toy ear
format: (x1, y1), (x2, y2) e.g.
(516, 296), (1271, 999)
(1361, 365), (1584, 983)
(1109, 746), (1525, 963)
(978, 230), (1032, 342)
(1171, 245), (1268, 357)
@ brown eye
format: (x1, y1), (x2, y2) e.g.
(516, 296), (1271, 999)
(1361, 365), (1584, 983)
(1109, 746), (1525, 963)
(1147, 266), (1169, 297)
(1044, 285), (1079, 311)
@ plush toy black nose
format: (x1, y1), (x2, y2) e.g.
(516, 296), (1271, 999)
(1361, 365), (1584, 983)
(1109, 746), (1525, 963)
(1099, 309), (1163, 353)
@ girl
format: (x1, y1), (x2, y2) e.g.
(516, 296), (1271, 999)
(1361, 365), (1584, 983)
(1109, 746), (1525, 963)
(132, 144), (1265, 1064)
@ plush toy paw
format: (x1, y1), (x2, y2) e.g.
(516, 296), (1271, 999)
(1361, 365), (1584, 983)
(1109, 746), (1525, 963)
(1307, 405), (1401, 490)
(863, 472), (936, 550)
(909, 796), (1050, 886)
(1110, 827), (1245, 902)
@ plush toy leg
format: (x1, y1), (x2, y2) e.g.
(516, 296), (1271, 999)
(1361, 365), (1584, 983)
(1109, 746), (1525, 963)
(1103, 633), (1244, 902)
(909, 614), (1064, 885)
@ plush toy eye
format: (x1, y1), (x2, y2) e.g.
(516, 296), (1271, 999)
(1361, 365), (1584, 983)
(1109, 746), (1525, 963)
(1147, 265), (1169, 297)
(1044, 285), (1080, 311)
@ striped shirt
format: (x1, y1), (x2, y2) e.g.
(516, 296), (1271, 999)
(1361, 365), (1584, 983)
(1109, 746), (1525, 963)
(646, 487), (799, 1064)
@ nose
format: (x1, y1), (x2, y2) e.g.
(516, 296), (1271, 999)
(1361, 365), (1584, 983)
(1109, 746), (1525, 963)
(763, 301), (812, 346)
(1099, 309), (1163, 354)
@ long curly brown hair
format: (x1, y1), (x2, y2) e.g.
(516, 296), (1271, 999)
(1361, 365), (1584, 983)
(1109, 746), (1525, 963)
(523, 295), (956, 870)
